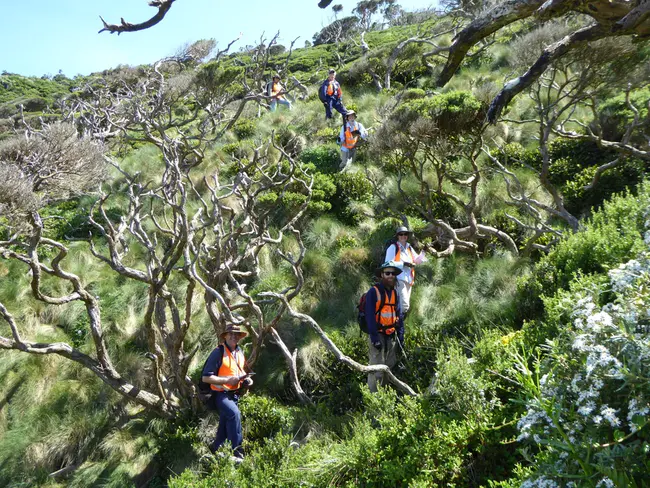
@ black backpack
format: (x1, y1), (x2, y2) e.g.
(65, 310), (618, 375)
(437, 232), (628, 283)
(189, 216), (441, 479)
(357, 285), (387, 335)
(318, 80), (328, 103)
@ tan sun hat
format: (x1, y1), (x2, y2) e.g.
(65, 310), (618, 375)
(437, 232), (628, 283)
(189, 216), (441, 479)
(219, 323), (249, 341)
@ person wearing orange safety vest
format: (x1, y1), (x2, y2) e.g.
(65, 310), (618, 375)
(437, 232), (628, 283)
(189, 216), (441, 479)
(319, 68), (347, 121)
(338, 110), (368, 171)
(201, 323), (253, 460)
(266, 74), (292, 112)
(365, 261), (405, 393)
(384, 226), (426, 320)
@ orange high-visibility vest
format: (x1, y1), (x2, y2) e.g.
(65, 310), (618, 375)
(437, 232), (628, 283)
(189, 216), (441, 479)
(343, 123), (359, 149)
(210, 345), (246, 391)
(326, 81), (341, 97)
(272, 82), (284, 99)
(395, 245), (416, 281)
(373, 286), (398, 335)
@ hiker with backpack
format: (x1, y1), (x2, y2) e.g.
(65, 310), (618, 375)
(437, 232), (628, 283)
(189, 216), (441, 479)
(200, 324), (253, 461)
(338, 109), (368, 171)
(319, 69), (347, 122)
(360, 260), (404, 393)
(266, 73), (292, 112)
(384, 226), (426, 320)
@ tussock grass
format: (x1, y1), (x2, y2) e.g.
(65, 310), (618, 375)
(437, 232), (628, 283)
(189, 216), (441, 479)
(412, 253), (524, 338)
(298, 339), (329, 382)
(304, 216), (346, 251)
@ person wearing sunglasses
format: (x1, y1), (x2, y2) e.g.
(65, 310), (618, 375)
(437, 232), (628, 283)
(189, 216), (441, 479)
(384, 226), (426, 321)
(365, 260), (404, 392)
(200, 323), (254, 461)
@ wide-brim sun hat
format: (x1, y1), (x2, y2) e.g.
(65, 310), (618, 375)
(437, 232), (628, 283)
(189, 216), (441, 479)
(377, 260), (403, 275)
(346, 109), (356, 117)
(395, 226), (412, 236)
(220, 323), (249, 340)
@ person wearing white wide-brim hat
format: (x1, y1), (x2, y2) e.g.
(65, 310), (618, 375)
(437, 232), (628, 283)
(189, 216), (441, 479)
(384, 226), (426, 320)
(338, 109), (368, 171)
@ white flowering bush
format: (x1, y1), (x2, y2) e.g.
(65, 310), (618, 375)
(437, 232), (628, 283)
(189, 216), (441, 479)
(512, 221), (650, 486)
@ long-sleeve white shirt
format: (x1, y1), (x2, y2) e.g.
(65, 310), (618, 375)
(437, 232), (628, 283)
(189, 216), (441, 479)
(384, 241), (423, 285)
(338, 121), (368, 153)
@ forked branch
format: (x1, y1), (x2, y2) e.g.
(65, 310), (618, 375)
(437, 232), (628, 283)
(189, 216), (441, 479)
(99, 0), (175, 34)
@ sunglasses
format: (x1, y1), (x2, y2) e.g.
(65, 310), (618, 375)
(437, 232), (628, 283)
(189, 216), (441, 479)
(383, 271), (398, 276)
(397, 233), (409, 237)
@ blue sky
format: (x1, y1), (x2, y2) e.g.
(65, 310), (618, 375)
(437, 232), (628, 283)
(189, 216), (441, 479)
(0, 0), (437, 77)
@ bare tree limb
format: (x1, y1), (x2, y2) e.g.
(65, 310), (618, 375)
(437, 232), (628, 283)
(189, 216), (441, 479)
(487, 23), (611, 122)
(99, 0), (176, 34)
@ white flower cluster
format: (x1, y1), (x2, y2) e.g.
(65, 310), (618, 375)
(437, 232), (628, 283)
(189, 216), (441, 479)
(627, 397), (650, 432)
(516, 406), (552, 441)
(518, 221), (650, 484)
(520, 476), (559, 488)
(608, 258), (644, 293)
(595, 478), (614, 488)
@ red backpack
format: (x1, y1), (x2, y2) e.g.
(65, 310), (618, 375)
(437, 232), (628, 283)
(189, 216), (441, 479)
(357, 286), (387, 335)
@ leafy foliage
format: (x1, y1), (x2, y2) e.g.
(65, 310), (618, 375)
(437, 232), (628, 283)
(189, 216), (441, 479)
(1, 8), (649, 488)
(517, 185), (649, 324)
(513, 238), (650, 486)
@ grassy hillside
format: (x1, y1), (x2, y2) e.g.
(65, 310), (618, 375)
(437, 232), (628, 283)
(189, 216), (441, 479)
(0, 9), (649, 488)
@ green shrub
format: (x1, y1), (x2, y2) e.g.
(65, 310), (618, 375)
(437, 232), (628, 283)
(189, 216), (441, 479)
(517, 183), (649, 323)
(401, 88), (426, 101)
(496, 139), (645, 216)
(397, 90), (486, 136)
(494, 142), (540, 170)
(430, 340), (498, 420)
(232, 118), (256, 140)
(546, 138), (645, 216)
(221, 141), (253, 159)
(300, 144), (340, 174)
(513, 241), (650, 486)
(598, 87), (649, 141)
(239, 395), (295, 444)
(329, 171), (374, 224)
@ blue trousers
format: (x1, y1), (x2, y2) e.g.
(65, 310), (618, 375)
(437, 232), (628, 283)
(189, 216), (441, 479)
(210, 391), (243, 456)
(324, 97), (347, 120)
(270, 98), (292, 112)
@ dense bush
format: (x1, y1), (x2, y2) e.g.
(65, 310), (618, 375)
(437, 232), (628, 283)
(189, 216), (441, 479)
(299, 144), (340, 174)
(547, 139), (645, 216)
(232, 118), (257, 140)
(239, 395), (296, 444)
(495, 139), (646, 217)
(400, 87), (426, 101)
(170, 389), (520, 487)
(330, 171), (374, 224)
(514, 235), (650, 486)
(517, 184), (649, 323)
(396, 90), (485, 135)
(597, 87), (649, 142)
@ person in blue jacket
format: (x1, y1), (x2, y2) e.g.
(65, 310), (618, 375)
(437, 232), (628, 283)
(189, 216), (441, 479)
(319, 69), (347, 121)
(365, 260), (404, 392)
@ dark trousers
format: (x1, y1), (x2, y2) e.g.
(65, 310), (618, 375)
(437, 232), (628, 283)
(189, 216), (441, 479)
(324, 97), (347, 120)
(210, 391), (243, 456)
